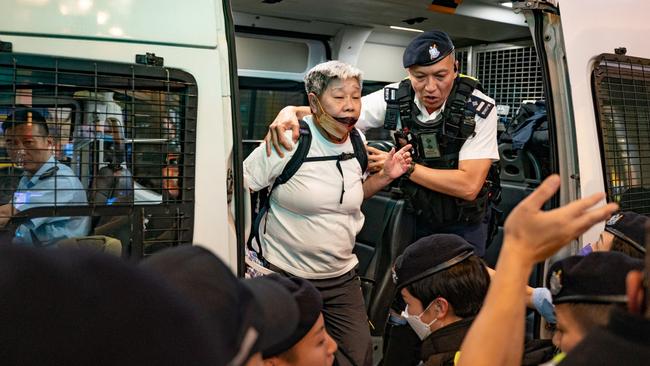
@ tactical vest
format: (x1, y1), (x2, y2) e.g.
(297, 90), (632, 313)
(384, 76), (500, 229)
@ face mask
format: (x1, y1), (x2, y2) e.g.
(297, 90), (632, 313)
(401, 303), (438, 340)
(311, 96), (357, 140)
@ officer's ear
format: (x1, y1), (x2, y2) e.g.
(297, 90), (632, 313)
(453, 60), (459, 74)
(431, 297), (450, 319)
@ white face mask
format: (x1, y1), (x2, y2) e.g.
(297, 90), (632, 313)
(401, 303), (438, 340)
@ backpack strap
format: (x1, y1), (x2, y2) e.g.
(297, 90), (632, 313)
(246, 120), (312, 259)
(350, 128), (368, 173)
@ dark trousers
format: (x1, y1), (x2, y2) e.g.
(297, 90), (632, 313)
(309, 270), (373, 366)
(415, 207), (492, 257)
(269, 265), (372, 366)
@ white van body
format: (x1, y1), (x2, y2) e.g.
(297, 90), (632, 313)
(0, 0), (240, 265)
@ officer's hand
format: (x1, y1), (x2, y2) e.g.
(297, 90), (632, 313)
(503, 174), (618, 264)
(264, 106), (301, 158)
(382, 145), (412, 180)
(367, 146), (389, 174)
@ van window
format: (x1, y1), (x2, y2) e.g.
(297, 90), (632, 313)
(593, 54), (650, 215)
(0, 53), (197, 256)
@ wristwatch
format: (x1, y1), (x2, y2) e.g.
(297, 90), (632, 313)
(404, 161), (416, 179)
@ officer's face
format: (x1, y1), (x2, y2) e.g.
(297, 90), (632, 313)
(266, 314), (337, 366)
(552, 304), (586, 353)
(4, 123), (54, 174)
(407, 54), (458, 114)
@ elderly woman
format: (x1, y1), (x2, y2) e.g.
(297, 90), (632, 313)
(243, 60), (411, 366)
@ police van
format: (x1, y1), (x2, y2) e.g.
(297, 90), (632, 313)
(1, 0), (649, 359)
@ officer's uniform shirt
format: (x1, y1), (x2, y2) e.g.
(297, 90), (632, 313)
(358, 82), (500, 162)
(13, 155), (91, 246)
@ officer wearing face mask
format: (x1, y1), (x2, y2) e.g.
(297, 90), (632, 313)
(390, 234), (554, 366)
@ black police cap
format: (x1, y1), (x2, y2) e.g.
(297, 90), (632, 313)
(547, 251), (644, 304)
(402, 30), (455, 68)
(605, 211), (648, 254)
(393, 234), (474, 290)
(259, 274), (323, 358)
(2, 108), (49, 135)
(141, 246), (299, 364)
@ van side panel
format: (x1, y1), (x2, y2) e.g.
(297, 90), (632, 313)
(559, 0), (650, 240)
(0, 34), (235, 263)
(1, 0), (218, 48)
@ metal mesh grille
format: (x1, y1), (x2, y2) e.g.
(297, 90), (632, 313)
(475, 46), (544, 119)
(593, 54), (650, 215)
(0, 53), (197, 257)
(456, 49), (469, 76)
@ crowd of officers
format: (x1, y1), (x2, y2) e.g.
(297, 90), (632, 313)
(0, 29), (649, 366)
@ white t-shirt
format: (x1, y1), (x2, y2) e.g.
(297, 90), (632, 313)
(243, 116), (366, 279)
(358, 82), (499, 162)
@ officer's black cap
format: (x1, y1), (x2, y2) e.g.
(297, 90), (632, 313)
(605, 211), (648, 254)
(393, 234), (474, 290)
(546, 251), (644, 304)
(402, 30), (455, 68)
(141, 246), (299, 364)
(258, 274), (323, 358)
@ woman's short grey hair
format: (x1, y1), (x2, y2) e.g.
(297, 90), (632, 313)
(303, 61), (363, 96)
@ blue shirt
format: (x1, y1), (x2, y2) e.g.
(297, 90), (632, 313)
(13, 156), (91, 246)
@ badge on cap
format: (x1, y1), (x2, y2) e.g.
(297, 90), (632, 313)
(391, 267), (398, 284)
(429, 44), (440, 60)
(550, 269), (563, 295)
(607, 213), (623, 226)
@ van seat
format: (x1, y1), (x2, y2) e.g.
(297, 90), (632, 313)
(354, 191), (415, 335)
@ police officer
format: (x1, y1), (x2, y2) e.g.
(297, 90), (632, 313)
(265, 30), (499, 256)
(545, 252), (644, 357)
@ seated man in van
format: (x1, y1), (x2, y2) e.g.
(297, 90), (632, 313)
(392, 234), (553, 366)
(545, 252), (643, 356)
(0, 109), (90, 246)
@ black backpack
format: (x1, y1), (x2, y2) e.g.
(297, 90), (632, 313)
(247, 120), (368, 261)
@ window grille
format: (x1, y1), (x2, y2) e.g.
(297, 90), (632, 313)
(593, 54), (650, 215)
(456, 48), (470, 76)
(474, 46), (545, 120)
(0, 53), (197, 257)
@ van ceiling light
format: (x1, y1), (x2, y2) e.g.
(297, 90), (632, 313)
(390, 26), (424, 33)
(402, 17), (427, 25)
(501, 2), (513, 7)
(261, 0), (283, 3)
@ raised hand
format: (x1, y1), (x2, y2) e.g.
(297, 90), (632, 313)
(503, 174), (619, 264)
(382, 144), (412, 180)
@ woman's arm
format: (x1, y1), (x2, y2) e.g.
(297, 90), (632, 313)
(362, 145), (412, 198)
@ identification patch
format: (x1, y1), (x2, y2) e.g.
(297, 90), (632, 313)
(384, 87), (398, 102)
(419, 132), (441, 159)
(467, 95), (495, 119)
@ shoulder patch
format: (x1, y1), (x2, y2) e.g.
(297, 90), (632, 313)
(466, 94), (495, 119)
(384, 87), (398, 102)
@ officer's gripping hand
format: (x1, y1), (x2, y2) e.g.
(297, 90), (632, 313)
(265, 106), (301, 158)
(382, 145), (412, 180)
(503, 174), (618, 265)
(367, 145), (389, 174)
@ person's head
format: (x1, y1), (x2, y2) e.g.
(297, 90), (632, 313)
(141, 246), (300, 366)
(393, 234), (489, 340)
(0, 245), (222, 366)
(402, 30), (458, 113)
(304, 60), (363, 143)
(262, 275), (337, 366)
(592, 211), (648, 259)
(547, 252), (643, 353)
(2, 109), (54, 174)
(626, 218), (650, 319)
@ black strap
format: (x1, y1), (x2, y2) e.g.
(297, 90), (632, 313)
(442, 76), (478, 141)
(246, 120), (313, 258)
(384, 79), (418, 131)
(305, 152), (356, 204)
